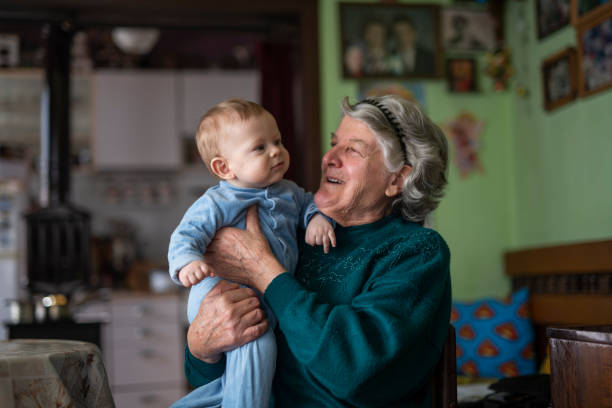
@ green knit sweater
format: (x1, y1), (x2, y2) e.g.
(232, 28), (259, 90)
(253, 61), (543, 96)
(185, 214), (451, 407)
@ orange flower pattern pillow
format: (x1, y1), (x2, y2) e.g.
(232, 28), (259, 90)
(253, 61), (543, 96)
(451, 287), (536, 378)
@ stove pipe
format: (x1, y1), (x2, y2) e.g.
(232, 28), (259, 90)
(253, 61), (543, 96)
(40, 22), (72, 207)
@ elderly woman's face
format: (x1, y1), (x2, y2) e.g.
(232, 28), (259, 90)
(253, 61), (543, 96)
(314, 116), (400, 226)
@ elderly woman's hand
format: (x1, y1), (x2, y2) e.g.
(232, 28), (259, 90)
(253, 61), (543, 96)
(204, 205), (286, 293)
(187, 280), (269, 363)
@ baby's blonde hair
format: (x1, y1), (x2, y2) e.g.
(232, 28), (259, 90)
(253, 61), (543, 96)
(196, 98), (269, 173)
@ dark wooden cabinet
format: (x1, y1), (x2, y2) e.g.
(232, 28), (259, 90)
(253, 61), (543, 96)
(6, 321), (103, 350)
(548, 326), (612, 408)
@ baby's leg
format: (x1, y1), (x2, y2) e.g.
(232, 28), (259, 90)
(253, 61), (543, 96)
(170, 277), (224, 408)
(222, 327), (277, 408)
(171, 277), (225, 408)
(169, 378), (222, 408)
(185, 278), (276, 407)
(187, 276), (222, 323)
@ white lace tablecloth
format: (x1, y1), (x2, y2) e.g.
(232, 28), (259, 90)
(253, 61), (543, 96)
(0, 339), (114, 408)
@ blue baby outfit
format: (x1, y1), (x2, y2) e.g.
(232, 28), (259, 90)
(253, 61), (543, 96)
(168, 179), (323, 408)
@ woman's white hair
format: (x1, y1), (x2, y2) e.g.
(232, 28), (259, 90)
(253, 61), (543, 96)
(341, 95), (448, 223)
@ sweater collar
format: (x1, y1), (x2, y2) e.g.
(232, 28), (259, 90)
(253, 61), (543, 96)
(335, 214), (400, 235)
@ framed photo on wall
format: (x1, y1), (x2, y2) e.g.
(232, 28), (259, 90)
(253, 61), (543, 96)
(541, 48), (577, 111)
(570, 0), (612, 25)
(339, 2), (442, 79)
(576, 8), (612, 97)
(446, 58), (478, 93)
(442, 7), (497, 51)
(536, 0), (571, 39)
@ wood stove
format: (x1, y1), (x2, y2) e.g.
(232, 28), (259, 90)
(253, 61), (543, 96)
(25, 22), (91, 295)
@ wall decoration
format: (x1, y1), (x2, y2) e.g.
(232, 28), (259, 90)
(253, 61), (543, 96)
(576, 8), (612, 97)
(442, 7), (497, 52)
(339, 2), (442, 79)
(571, 0), (612, 25)
(359, 81), (426, 111)
(486, 47), (514, 91)
(541, 48), (578, 111)
(445, 112), (485, 179)
(536, 0), (571, 39)
(447, 58), (478, 93)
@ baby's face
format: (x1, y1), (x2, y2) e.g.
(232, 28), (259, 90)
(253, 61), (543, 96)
(220, 113), (290, 189)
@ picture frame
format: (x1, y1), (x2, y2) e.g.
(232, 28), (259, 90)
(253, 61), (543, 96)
(541, 48), (577, 111)
(446, 58), (478, 93)
(536, 0), (571, 39)
(570, 0), (612, 26)
(339, 2), (442, 79)
(575, 8), (612, 97)
(442, 7), (497, 52)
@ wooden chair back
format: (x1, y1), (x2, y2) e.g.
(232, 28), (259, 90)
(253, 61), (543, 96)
(431, 324), (457, 408)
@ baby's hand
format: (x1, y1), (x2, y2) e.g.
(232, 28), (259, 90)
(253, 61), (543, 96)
(305, 214), (336, 254)
(178, 260), (213, 287)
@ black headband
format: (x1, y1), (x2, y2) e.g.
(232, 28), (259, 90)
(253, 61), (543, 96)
(359, 99), (409, 165)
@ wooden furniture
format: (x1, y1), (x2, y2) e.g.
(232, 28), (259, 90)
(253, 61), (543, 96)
(547, 326), (612, 408)
(505, 239), (612, 364)
(432, 325), (457, 408)
(502, 240), (612, 407)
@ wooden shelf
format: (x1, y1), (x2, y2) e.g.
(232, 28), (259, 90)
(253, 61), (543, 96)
(505, 240), (612, 277)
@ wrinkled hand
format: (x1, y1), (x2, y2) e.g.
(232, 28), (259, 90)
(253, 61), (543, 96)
(187, 280), (268, 363)
(178, 260), (214, 287)
(204, 205), (285, 293)
(305, 214), (337, 254)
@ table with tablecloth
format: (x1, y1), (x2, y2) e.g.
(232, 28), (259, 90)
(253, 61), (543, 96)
(0, 339), (114, 407)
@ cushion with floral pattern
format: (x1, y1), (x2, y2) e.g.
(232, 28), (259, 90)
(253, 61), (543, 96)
(451, 287), (536, 378)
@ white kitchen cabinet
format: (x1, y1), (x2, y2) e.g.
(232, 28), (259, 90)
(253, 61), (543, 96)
(92, 70), (181, 170)
(75, 291), (188, 408)
(112, 386), (185, 408)
(108, 292), (186, 408)
(91, 69), (259, 170)
(178, 70), (260, 138)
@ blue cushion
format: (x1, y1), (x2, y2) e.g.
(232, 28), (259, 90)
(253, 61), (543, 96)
(451, 287), (536, 378)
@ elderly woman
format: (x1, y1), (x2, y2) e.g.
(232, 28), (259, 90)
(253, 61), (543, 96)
(184, 95), (451, 407)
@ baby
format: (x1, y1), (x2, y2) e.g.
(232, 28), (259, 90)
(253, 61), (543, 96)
(168, 98), (335, 408)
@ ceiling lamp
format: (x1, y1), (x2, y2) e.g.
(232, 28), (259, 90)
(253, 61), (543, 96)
(111, 27), (160, 55)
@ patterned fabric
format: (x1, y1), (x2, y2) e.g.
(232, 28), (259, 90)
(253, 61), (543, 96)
(451, 287), (536, 378)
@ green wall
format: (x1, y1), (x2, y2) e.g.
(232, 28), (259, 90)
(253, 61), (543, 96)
(506, 1), (612, 248)
(318, 0), (612, 301)
(319, 0), (513, 300)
